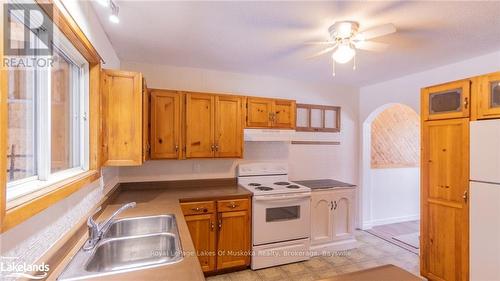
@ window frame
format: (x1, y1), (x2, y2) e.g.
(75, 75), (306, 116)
(0, 0), (103, 233)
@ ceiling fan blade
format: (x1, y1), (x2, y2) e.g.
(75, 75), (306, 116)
(307, 45), (337, 59)
(355, 23), (396, 40)
(354, 41), (388, 52)
(304, 41), (336, 45)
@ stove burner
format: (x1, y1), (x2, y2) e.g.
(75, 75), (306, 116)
(286, 185), (300, 189)
(256, 186), (273, 191)
(248, 183), (261, 186)
(274, 181), (290, 186)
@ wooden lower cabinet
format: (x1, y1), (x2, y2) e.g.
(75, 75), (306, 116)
(421, 118), (469, 281)
(181, 198), (250, 274)
(310, 189), (356, 248)
(184, 213), (217, 272)
(217, 210), (250, 269)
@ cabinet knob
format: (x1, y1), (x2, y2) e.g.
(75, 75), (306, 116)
(464, 97), (469, 109)
(227, 203), (239, 209)
(463, 191), (468, 203)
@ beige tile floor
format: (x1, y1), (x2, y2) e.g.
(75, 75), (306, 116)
(207, 230), (422, 281)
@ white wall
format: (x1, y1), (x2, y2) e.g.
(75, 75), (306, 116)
(369, 168), (420, 226)
(0, 0), (120, 272)
(359, 50), (500, 228)
(120, 61), (360, 185)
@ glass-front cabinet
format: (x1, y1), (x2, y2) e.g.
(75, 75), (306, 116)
(422, 80), (471, 120)
(477, 72), (500, 119)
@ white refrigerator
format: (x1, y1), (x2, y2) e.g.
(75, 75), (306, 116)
(470, 119), (500, 281)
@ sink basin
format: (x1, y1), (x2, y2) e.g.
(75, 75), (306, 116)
(58, 214), (183, 281)
(85, 233), (182, 272)
(103, 215), (175, 239)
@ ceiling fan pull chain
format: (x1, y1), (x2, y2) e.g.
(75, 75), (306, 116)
(353, 53), (357, 70)
(332, 60), (336, 77)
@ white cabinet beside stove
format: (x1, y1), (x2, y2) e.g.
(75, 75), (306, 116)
(310, 188), (357, 252)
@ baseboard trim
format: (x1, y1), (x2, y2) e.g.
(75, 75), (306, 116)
(310, 238), (358, 255)
(363, 214), (420, 228)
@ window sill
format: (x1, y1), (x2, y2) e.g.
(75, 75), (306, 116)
(2, 170), (100, 233)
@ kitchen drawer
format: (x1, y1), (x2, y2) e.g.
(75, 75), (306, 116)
(181, 201), (216, 215)
(217, 198), (249, 212)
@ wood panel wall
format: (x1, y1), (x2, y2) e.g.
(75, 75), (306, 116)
(371, 104), (420, 169)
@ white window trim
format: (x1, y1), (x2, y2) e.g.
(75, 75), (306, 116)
(6, 18), (90, 202)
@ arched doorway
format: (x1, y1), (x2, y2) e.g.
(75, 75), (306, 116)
(359, 103), (420, 252)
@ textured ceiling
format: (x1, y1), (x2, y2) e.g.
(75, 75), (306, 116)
(92, 1), (500, 87)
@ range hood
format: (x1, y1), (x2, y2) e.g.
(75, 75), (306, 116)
(244, 129), (295, 142)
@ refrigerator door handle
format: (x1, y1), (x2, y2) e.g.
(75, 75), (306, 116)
(463, 190), (468, 203)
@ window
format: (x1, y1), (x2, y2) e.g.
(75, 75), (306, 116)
(6, 13), (89, 202)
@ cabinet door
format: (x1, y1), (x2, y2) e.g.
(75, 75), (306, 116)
(421, 119), (469, 281)
(311, 191), (334, 245)
(215, 95), (243, 158)
(422, 80), (470, 121)
(217, 210), (250, 270)
(246, 97), (273, 128)
(331, 189), (355, 241)
(186, 93), (215, 158)
(477, 72), (500, 119)
(273, 100), (296, 129)
(185, 213), (217, 273)
(101, 70), (143, 166)
(150, 90), (181, 159)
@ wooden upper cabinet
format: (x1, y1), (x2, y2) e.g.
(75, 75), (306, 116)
(186, 93), (215, 158)
(421, 118), (469, 281)
(246, 97), (273, 127)
(246, 97), (296, 129)
(101, 69), (145, 166)
(477, 72), (500, 119)
(273, 100), (296, 129)
(215, 95), (243, 158)
(422, 80), (471, 121)
(150, 89), (181, 159)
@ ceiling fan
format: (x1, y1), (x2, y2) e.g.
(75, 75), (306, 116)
(308, 21), (396, 76)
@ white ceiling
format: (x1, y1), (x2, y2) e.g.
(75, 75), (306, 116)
(92, 1), (500, 87)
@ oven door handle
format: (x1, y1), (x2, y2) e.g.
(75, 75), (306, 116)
(254, 194), (310, 201)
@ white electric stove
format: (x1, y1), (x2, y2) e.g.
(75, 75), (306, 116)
(238, 162), (311, 270)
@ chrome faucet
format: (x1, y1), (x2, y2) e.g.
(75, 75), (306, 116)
(83, 202), (136, 251)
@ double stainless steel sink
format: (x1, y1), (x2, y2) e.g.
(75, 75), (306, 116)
(59, 215), (183, 280)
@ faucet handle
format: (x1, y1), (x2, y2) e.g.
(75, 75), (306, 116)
(84, 206), (102, 251)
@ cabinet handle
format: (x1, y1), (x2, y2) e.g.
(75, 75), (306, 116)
(211, 144), (215, 152)
(463, 191), (468, 203)
(464, 97), (469, 109)
(218, 214), (222, 230)
(175, 145), (179, 152)
(215, 144), (219, 152)
(191, 207), (208, 213)
(210, 221), (215, 231)
(330, 200), (334, 211)
(333, 201), (338, 210)
(227, 203), (239, 209)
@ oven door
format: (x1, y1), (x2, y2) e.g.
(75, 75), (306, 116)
(253, 192), (311, 245)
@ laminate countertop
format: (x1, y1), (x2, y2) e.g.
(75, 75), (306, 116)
(293, 179), (356, 190)
(50, 181), (251, 281)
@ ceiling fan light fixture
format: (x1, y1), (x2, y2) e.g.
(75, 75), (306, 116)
(332, 44), (355, 64)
